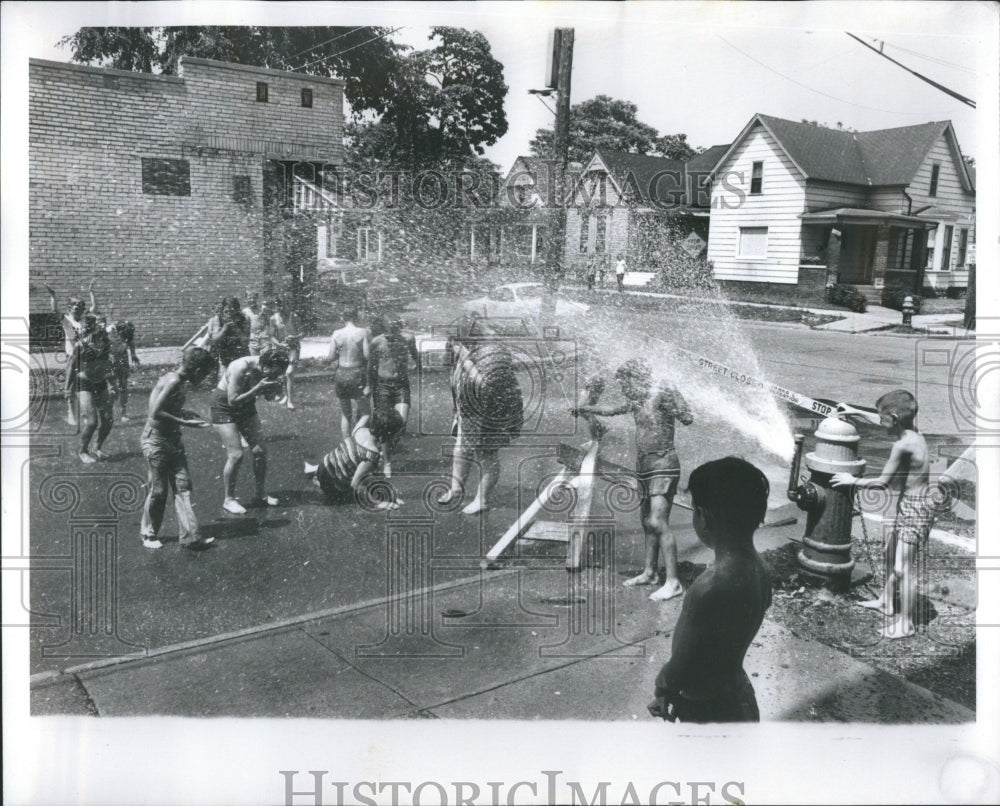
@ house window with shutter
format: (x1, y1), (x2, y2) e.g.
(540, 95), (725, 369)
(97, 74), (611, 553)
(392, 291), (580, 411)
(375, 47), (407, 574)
(750, 161), (763, 195)
(941, 225), (953, 270)
(738, 226), (768, 258)
(595, 216), (607, 253)
(929, 163), (940, 197)
(579, 212), (590, 253)
(957, 229), (969, 267)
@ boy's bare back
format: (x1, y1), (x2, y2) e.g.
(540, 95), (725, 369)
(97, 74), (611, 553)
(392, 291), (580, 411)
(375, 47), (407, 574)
(332, 323), (368, 367)
(665, 552), (771, 700)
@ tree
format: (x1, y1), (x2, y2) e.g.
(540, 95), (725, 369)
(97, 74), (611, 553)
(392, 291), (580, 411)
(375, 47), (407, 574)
(59, 26), (404, 115)
(530, 95), (661, 163)
(653, 133), (699, 161)
(799, 119), (858, 132)
(530, 95), (698, 162)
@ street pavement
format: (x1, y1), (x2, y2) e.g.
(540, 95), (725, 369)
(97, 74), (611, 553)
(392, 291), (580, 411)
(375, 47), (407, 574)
(25, 293), (975, 722)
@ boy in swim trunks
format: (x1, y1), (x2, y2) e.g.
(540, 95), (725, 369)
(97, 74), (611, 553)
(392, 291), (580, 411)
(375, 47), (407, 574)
(367, 314), (420, 476)
(66, 314), (115, 463)
(648, 457), (772, 723)
(328, 307), (371, 440)
(210, 349), (289, 514)
(832, 389), (933, 639)
(304, 408), (405, 510)
(104, 309), (140, 421)
(573, 358), (693, 601)
(269, 296), (302, 409)
(140, 348), (216, 549)
(47, 278), (96, 426)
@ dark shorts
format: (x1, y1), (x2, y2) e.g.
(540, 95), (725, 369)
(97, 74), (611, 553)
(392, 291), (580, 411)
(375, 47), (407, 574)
(111, 354), (130, 384)
(895, 493), (936, 547)
(209, 387), (256, 427)
(670, 672), (760, 724)
(335, 366), (366, 399)
(375, 378), (411, 408)
(78, 379), (113, 409)
(637, 450), (680, 499)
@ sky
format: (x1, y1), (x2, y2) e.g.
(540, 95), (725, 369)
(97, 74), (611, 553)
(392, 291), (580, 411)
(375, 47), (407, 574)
(2, 1), (988, 174)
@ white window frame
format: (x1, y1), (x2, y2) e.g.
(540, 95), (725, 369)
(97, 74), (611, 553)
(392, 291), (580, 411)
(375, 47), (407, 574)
(358, 227), (382, 262)
(737, 226), (768, 259)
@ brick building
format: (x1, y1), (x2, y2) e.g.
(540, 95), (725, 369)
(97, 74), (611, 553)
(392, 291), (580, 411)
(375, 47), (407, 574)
(29, 57), (344, 345)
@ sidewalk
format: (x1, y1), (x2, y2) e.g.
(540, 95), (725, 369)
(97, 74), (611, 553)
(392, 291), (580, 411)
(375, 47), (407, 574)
(31, 514), (973, 722)
(578, 284), (969, 335)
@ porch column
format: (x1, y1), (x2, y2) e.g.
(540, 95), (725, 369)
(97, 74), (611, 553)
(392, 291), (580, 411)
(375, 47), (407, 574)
(871, 223), (891, 289)
(530, 225), (538, 264)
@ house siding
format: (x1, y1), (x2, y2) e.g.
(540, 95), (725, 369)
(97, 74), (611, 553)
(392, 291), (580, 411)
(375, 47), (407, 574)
(909, 134), (975, 286)
(707, 124), (806, 284)
(28, 58), (344, 345)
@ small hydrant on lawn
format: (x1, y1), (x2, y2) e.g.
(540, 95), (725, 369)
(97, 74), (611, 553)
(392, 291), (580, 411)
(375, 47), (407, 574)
(902, 295), (915, 327)
(787, 417), (866, 592)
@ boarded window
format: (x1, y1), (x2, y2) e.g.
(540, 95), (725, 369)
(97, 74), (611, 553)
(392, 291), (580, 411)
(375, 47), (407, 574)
(301, 88), (313, 108)
(579, 213), (590, 253)
(941, 225), (953, 270)
(750, 161), (763, 195)
(141, 158), (191, 196)
(929, 163), (940, 197)
(256, 82), (269, 102)
(738, 226), (768, 257)
(233, 175), (253, 206)
(957, 228), (968, 267)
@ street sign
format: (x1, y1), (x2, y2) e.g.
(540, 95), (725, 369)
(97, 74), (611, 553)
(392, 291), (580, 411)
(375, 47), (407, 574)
(681, 231), (706, 258)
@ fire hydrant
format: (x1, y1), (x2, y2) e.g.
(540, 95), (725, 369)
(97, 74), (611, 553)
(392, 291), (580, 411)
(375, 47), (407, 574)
(787, 417), (866, 592)
(901, 295), (915, 327)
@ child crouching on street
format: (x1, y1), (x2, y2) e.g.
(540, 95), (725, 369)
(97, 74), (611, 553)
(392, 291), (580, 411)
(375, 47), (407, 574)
(649, 456), (772, 723)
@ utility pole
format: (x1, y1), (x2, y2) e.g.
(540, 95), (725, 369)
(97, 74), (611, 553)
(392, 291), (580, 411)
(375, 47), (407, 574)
(543, 28), (574, 307)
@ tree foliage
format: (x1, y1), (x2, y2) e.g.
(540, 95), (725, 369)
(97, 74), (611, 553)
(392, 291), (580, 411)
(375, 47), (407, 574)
(60, 26), (403, 116)
(529, 94), (697, 163)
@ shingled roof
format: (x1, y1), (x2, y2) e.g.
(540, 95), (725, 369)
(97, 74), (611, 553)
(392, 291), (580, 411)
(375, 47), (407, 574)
(685, 144), (729, 173)
(590, 150), (687, 203)
(724, 114), (973, 190)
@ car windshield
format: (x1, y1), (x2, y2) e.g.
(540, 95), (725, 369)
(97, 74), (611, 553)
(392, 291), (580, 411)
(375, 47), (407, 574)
(516, 285), (542, 299)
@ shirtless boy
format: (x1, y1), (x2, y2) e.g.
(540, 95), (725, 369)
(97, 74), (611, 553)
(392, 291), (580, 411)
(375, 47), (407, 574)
(140, 348), (215, 549)
(269, 296), (302, 409)
(648, 457), (772, 723)
(328, 307), (371, 439)
(105, 308), (140, 421)
(573, 358), (693, 601)
(66, 314), (115, 463)
(209, 349), (289, 514)
(367, 315), (420, 475)
(832, 390), (934, 639)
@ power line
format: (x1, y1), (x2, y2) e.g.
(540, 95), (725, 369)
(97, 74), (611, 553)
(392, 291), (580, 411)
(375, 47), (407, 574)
(875, 39), (976, 75)
(714, 34), (901, 114)
(289, 26), (368, 63)
(296, 26), (404, 72)
(846, 33), (976, 109)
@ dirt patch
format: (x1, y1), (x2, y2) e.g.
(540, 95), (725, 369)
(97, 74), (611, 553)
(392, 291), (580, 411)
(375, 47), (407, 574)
(759, 539), (976, 712)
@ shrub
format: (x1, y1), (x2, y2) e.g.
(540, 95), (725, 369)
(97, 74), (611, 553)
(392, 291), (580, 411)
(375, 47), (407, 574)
(920, 285), (939, 299)
(881, 284), (922, 314)
(826, 283), (867, 313)
(945, 285), (966, 299)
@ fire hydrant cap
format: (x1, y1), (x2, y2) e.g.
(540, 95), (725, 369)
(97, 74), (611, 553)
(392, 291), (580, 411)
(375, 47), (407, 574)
(816, 416), (860, 441)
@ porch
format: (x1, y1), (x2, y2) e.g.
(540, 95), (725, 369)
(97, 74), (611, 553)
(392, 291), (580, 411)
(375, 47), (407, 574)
(799, 208), (937, 293)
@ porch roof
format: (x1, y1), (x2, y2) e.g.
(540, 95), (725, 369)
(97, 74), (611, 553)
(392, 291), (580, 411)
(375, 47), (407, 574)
(799, 208), (937, 228)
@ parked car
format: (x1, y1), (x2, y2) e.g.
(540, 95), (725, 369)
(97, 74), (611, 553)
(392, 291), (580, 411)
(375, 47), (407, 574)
(463, 282), (589, 326)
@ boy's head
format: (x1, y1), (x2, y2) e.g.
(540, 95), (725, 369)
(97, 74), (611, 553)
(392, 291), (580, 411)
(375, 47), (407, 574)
(615, 359), (652, 401)
(688, 456), (770, 545)
(69, 296), (86, 319)
(115, 320), (135, 342)
(180, 347), (215, 386)
(343, 306), (359, 324)
(876, 389), (917, 430)
(369, 407), (404, 444)
(259, 347), (290, 379)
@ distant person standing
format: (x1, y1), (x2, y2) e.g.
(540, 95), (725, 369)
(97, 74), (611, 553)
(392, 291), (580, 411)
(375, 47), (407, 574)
(46, 278), (96, 426)
(66, 314), (115, 463)
(105, 308), (140, 421)
(328, 307), (371, 440)
(586, 257), (596, 291)
(244, 292), (271, 356)
(269, 296), (303, 410)
(367, 314), (420, 477)
(615, 254), (627, 292)
(207, 297), (250, 373)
